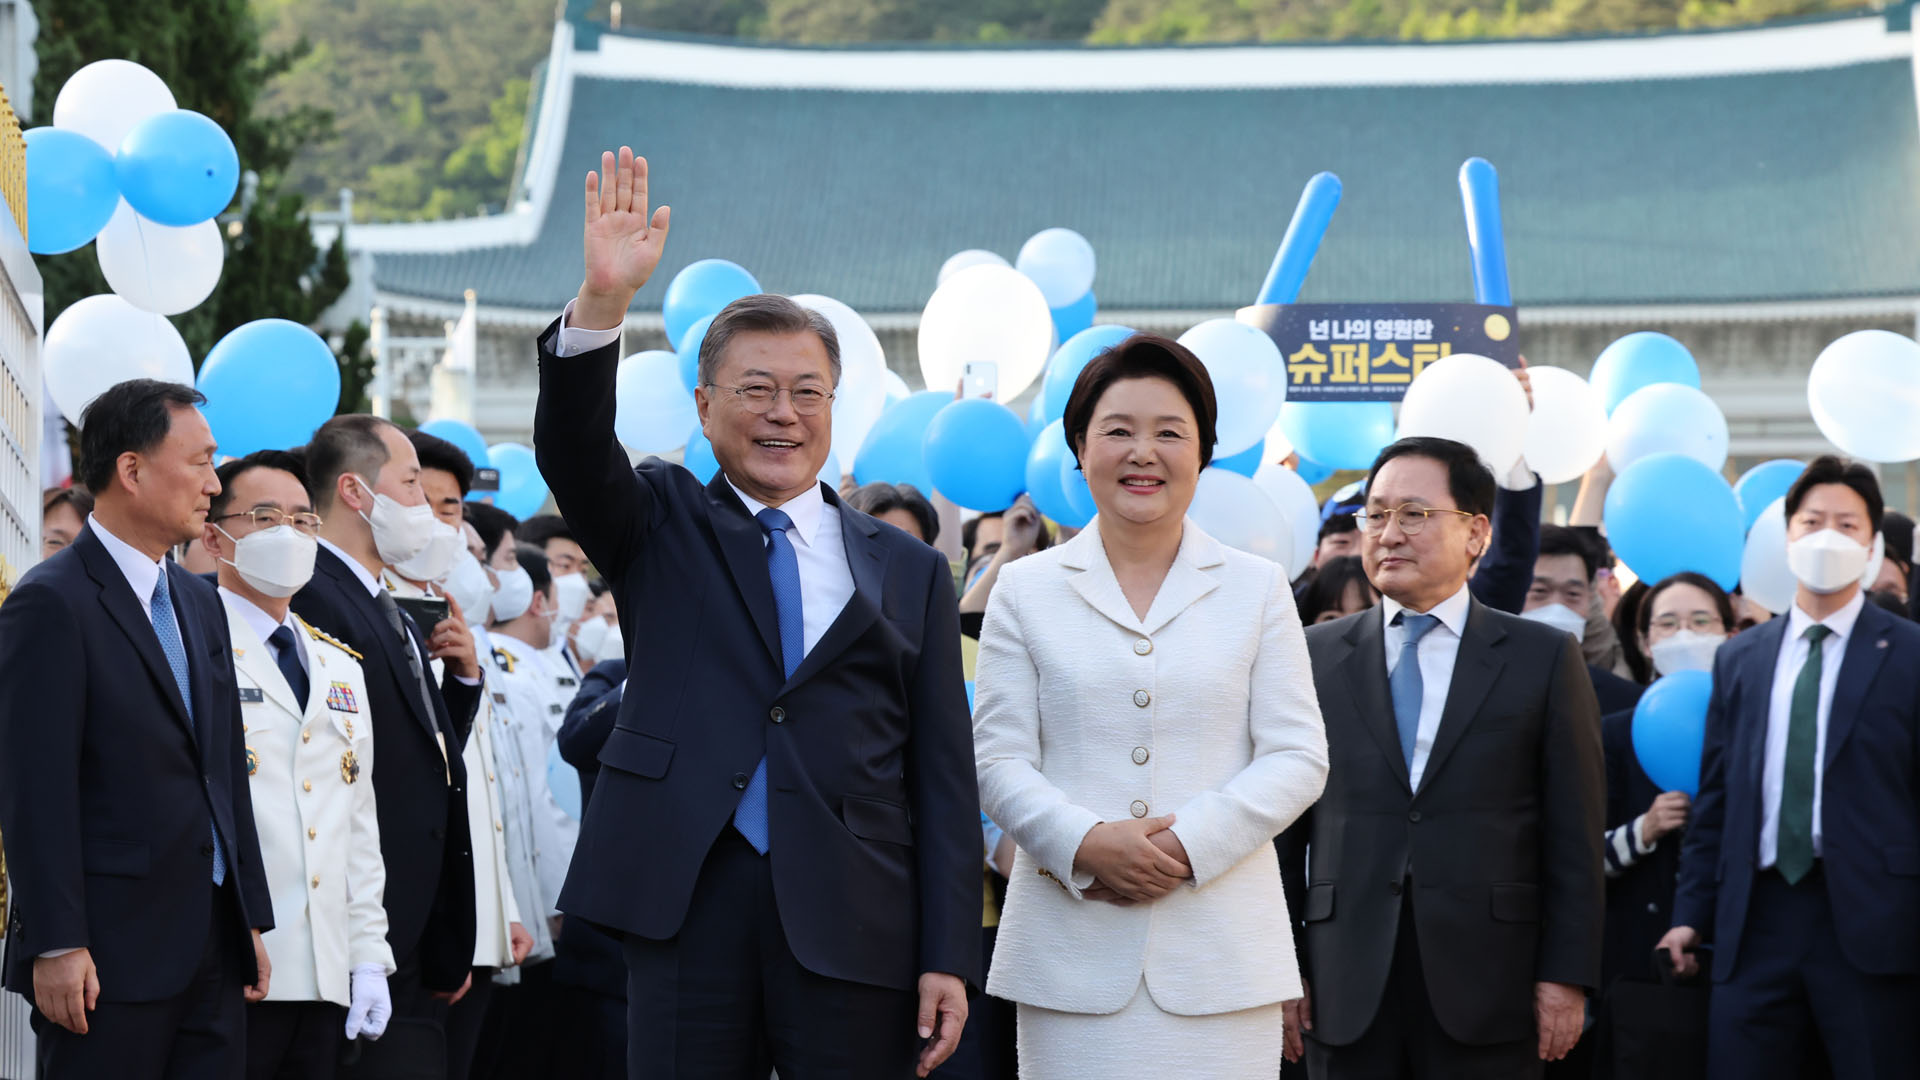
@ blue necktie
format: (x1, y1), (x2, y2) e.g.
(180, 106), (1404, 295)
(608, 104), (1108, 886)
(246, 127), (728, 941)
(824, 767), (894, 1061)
(1390, 612), (1440, 772)
(734, 507), (803, 854)
(269, 625), (311, 713)
(152, 572), (226, 885)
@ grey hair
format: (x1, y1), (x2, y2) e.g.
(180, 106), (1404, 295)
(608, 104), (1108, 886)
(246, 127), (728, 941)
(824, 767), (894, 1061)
(696, 294), (842, 389)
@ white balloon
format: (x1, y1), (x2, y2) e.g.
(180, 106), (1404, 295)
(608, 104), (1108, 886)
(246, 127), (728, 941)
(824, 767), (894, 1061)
(1808, 330), (1920, 463)
(1176, 319), (1288, 457)
(1606, 383), (1729, 473)
(881, 368), (912, 405)
(1188, 468), (1291, 571)
(1252, 461), (1320, 578)
(1015, 228), (1096, 308)
(95, 201), (224, 316)
(44, 294), (194, 426)
(918, 264), (1053, 401)
(1740, 496), (1796, 615)
(1522, 366), (1608, 485)
(1396, 353), (1530, 476)
(937, 249), (1009, 288)
(53, 60), (177, 152)
(614, 350), (697, 455)
(1261, 412), (1295, 463)
(792, 294), (888, 468)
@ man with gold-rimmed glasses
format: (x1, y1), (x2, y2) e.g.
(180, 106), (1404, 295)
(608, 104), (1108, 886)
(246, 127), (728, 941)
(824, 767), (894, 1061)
(1279, 435), (1605, 1079)
(202, 449), (397, 1078)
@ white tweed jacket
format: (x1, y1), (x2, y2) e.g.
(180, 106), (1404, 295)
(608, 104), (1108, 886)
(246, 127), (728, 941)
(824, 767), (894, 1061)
(974, 519), (1329, 1016)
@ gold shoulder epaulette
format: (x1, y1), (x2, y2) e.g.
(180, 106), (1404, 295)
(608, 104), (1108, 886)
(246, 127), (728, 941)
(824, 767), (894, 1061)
(299, 618), (363, 661)
(492, 646), (516, 674)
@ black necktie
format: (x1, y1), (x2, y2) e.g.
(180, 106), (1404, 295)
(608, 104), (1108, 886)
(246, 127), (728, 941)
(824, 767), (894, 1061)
(376, 589), (438, 721)
(268, 625), (311, 713)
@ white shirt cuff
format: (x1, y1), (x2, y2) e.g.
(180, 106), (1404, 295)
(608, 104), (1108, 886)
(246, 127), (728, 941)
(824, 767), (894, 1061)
(38, 948), (80, 959)
(552, 299), (623, 357)
(1500, 459), (1539, 492)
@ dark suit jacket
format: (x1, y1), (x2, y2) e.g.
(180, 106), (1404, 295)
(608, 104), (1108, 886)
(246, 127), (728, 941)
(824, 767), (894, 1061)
(0, 526), (271, 1001)
(290, 545), (479, 991)
(1591, 665), (1644, 717)
(1600, 709), (1679, 990)
(554, 658), (627, 999)
(535, 320), (981, 993)
(1279, 596), (1606, 1046)
(1468, 477), (1543, 615)
(1672, 599), (1920, 982)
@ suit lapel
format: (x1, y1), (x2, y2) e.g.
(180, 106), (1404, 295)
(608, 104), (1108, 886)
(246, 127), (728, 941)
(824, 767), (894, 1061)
(704, 474), (784, 672)
(1826, 602), (1892, 770)
(784, 497), (887, 692)
(1139, 526), (1224, 637)
(315, 548), (438, 742)
(75, 527), (193, 735)
(170, 564), (222, 758)
(224, 600), (303, 717)
(1340, 608), (1412, 794)
(1417, 598), (1506, 795)
(1739, 618), (1790, 792)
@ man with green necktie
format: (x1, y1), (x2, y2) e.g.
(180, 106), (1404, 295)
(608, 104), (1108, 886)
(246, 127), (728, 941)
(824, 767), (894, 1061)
(1661, 455), (1920, 1079)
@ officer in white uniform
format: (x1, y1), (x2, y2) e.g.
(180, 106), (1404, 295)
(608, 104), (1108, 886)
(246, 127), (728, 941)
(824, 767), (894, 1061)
(200, 451), (394, 1080)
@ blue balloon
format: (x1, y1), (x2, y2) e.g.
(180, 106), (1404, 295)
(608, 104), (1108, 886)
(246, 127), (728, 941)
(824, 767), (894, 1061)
(1604, 452), (1743, 590)
(548, 742), (581, 820)
(114, 110), (240, 227)
(419, 419), (490, 475)
(1459, 158), (1511, 306)
(1050, 291), (1096, 345)
(488, 443), (549, 520)
(854, 391), (948, 492)
(682, 426), (719, 483)
(1039, 325), (1135, 429)
(1278, 402), (1395, 471)
(1059, 448), (1097, 522)
(1214, 439), (1265, 478)
(925, 399), (1029, 512)
(1295, 456), (1336, 486)
(662, 259), (759, 347)
(1590, 332), (1700, 415)
(197, 319), (340, 458)
(1631, 670), (1713, 797)
(677, 313), (716, 395)
(965, 680), (976, 713)
(1024, 378), (1052, 443)
(1026, 419), (1093, 529)
(1734, 459), (1804, 533)
(1257, 172), (1342, 305)
(24, 127), (118, 254)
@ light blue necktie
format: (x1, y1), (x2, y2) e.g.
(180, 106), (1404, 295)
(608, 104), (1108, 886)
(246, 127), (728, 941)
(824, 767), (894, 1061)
(152, 571), (226, 885)
(734, 507), (803, 854)
(1390, 612), (1440, 771)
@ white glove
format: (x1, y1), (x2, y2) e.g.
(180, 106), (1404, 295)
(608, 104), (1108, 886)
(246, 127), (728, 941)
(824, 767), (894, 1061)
(344, 964), (392, 1040)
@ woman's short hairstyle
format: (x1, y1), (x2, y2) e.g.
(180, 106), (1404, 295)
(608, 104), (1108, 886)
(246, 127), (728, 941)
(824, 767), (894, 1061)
(1296, 555), (1375, 624)
(1059, 333), (1219, 471)
(846, 482), (939, 544)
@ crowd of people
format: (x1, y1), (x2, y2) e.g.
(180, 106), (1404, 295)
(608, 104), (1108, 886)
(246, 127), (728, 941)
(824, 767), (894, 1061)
(0, 144), (1915, 1080)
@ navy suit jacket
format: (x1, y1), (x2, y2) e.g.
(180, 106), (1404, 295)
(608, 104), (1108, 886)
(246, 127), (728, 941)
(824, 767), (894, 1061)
(0, 525), (271, 1001)
(1672, 598), (1920, 981)
(290, 545), (479, 991)
(535, 320), (981, 993)
(1468, 477), (1542, 616)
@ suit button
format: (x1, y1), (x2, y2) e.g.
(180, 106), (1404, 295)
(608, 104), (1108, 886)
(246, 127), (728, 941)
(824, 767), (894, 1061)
(1408, 811), (1422, 823)
(1134, 639), (1152, 656)
(302, 780), (312, 793)
(1131, 747), (1150, 765)
(308, 828), (317, 840)
(1130, 800), (1148, 818)
(302, 729), (311, 743)
(1389, 880), (1404, 896)
(732, 773), (750, 790)
(1133, 690), (1151, 708)
(770, 707), (786, 724)
(1647, 902), (1659, 914)
(495, 820), (504, 832)
(311, 875), (320, 889)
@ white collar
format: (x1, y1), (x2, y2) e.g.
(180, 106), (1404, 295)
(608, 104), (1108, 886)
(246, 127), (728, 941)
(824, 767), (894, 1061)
(219, 585), (300, 651)
(1381, 582), (1473, 637)
(1786, 589), (1866, 644)
(318, 536), (384, 597)
(88, 513), (165, 606)
(725, 476), (826, 548)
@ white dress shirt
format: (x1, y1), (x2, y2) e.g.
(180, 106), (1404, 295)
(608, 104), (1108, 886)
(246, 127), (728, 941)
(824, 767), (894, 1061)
(1380, 584), (1473, 791)
(320, 537), (480, 687)
(220, 586), (309, 675)
(551, 298), (856, 654)
(1758, 591), (1864, 868)
(89, 514), (176, 634)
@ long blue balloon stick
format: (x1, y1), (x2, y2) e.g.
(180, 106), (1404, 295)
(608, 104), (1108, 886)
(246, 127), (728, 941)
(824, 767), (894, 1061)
(1459, 157), (1512, 306)
(1255, 172), (1343, 305)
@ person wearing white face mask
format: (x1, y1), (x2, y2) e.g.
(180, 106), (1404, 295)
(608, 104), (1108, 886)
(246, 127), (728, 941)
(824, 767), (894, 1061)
(289, 415), (487, 1072)
(1659, 456), (1920, 1079)
(201, 451), (397, 1075)
(518, 515), (594, 677)
(1522, 526), (1646, 716)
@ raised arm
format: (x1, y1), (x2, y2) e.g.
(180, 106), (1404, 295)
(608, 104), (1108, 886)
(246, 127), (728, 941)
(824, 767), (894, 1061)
(534, 147), (678, 575)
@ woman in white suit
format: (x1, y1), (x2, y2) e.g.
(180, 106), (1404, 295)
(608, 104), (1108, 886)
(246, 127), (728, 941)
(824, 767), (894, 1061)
(974, 333), (1329, 1079)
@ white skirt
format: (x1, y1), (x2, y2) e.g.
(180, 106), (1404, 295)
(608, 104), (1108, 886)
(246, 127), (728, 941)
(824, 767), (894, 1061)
(1015, 979), (1284, 1080)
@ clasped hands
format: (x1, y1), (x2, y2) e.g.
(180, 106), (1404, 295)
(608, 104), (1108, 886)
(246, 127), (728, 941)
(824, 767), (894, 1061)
(1074, 814), (1191, 904)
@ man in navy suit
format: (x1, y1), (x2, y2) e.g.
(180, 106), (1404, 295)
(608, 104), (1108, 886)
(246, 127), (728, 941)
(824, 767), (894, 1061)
(1661, 455), (1920, 1077)
(534, 146), (979, 1079)
(0, 379), (273, 1076)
